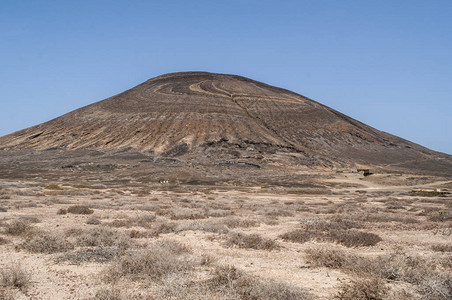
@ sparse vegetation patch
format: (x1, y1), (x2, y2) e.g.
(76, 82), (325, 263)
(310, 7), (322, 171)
(67, 205), (94, 215)
(225, 232), (279, 250)
(105, 239), (192, 281)
(0, 264), (31, 291)
(20, 231), (73, 254)
(4, 220), (33, 236)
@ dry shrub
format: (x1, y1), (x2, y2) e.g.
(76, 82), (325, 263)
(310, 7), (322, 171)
(264, 208), (294, 217)
(88, 287), (126, 300)
(169, 208), (207, 220)
(387, 289), (419, 300)
(431, 244), (452, 252)
(128, 229), (150, 239)
(304, 217), (361, 231)
(19, 216), (40, 223)
(4, 220), (32, 236)
(20, 231), (73, 254)
(0, 289), (15, 300)
(304, 246), (350, 269)
(150, 222), (178, 236)
(0, 188), (11, 200)
(106, 219), (130, 228)
(261, 216), (279, 225)
(280, 230), (315, 244)
(209, 265), (312, 300)
(280, 228), (381, 247)
(326, 230), (382, 247)
(0, 207), (7, 212)
(305, 246), (452, 300)
(176, 220), (229, 234)
(70, 227), (131, 249)
(428, 210), (452, 222)
(59, 228), (133, 264)
(56, 246), (124, 264)
(88, 288), (122, 300)
(0, 236), (9, 245)
(0, 263), (31, 290)
(13, 201), (38, 209)
(108, 214), (156, 228)
(105, 239), (192, 281)
(67, 205), (94, 215)
(225, 233), (279, 250)
(45, 184), (63, 190)
(57, 208), (67, 215)
(359, 213), (418, 224)
(86, 217), (101, 225)
(336, 277), (388, 300)
(222, 217), (260, 229)
(205, 209), (232, 218)
(411, 190), (450, 197)
(48, 198), (72, 204)
(129, 214), (156, 228)
(384, 201), (406, 210)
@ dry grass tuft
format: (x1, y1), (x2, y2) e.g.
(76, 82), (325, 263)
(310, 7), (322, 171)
(281, 229), (382, 247)
(169, 208), (207, 220)
(431, 244), (452, 252)
(57, 247), (125, 264)
(57, 208), (67, 215)
(129, 214), (156, 228)
(336, 277), (388, 300)
(45, 184), (63, 190)
(87, 287), (123, 300)
(305, 246), (452, 300)
(300, 217), (360, 231)
(428, 210), (452, 222)
(0, 263), (31, 291)
(205, 209), (232, 218)
(128, 229), (150, 239)
(264, 208), (294, 217)
(222, 217), (260, 229)
(20, 231), (73, 254)
(4, 220), (33, 236)
(280, 222), (381, 247)
(0, 236), (10, 245)
(150, 222), (178, 236)
(208, 265), (312, 300)
(67, 205), (94, 215)
(304, 246), (350, 269)
(105, 239), (192, 282)
(86, 217), (101, 225)
(176, 220), (229, 234)
(105, 219), (129, 228)
(280, 229), (316, 244)
(0, 188), (12, 200)
(69, 227), (131, 249)
(225, 232), (279, 250)
(0, 289), (15, 300)
(326, 230), (382, 247)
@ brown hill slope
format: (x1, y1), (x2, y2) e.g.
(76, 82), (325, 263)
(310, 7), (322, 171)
(0, 72), (450, 173)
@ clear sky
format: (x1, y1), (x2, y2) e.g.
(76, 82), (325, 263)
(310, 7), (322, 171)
(1, 0), (451, 154)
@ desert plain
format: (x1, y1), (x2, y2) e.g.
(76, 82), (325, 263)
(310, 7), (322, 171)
(0, 163), (450, 299)
(0, 72), (450, 299)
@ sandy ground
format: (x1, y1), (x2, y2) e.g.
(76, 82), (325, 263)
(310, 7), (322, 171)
(0, 172), (450, 299)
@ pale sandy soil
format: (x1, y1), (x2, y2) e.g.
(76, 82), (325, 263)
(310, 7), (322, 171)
(0, 173), (450, 299)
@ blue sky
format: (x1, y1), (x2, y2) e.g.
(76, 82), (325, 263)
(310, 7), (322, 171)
(1, 0), (451, 154)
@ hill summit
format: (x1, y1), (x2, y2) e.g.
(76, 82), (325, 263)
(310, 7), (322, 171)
(0, 72), (450, 172)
